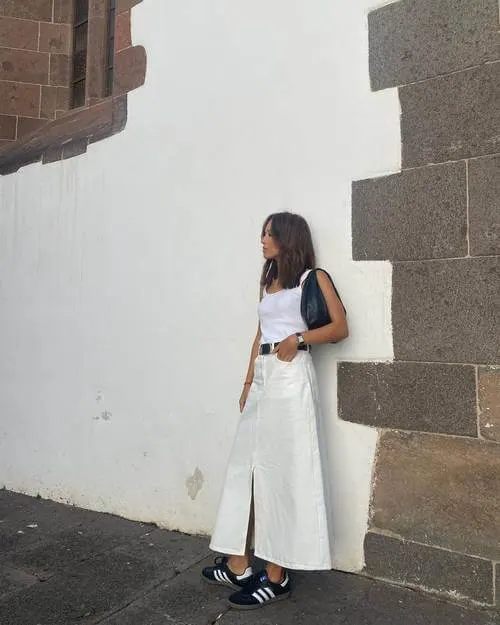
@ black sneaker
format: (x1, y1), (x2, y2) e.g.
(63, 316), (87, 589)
(201, 556), (253, 590)
(228, 569), (291, 610)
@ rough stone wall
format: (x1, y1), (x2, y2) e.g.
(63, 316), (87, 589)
(339, 0), (499, 608)
(0, 0), (73, 144)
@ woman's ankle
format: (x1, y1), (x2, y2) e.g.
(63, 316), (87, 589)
(265, 563), (285, 584)
(228, 555), (250, 575)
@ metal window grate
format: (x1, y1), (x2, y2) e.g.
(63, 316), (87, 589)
(71, 0), (89, 108)
(106, 0), (116, 96)
(71, 0), (117, 108)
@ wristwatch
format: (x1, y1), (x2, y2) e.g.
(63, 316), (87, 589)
(295, 332), (305, 346)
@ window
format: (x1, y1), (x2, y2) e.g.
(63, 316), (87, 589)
(71, 0), (89, 108)
(71, 0), (118, 108)
(106, 0), (117, 96)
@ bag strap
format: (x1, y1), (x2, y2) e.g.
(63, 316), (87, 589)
(299, 269), (312, 286)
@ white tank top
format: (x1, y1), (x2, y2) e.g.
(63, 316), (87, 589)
(258, 270), (311, 344)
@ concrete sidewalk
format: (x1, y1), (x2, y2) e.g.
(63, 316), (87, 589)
(0, 490), (497, 625)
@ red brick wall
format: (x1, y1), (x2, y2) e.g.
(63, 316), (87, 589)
(0, 0), (73, 146)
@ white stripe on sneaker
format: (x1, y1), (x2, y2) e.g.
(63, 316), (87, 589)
(262, 587), (275, 600)
(280, 574), (289, 587)
(252, 592), (265, 604)
(222, 571), (231, 584)
(214, 570), (223, 583)
(256, 589), (269, 602)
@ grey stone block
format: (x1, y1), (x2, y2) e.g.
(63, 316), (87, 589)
(337, 362), (477, 436)
(0, 492), (100, 557)
(2, 518), (149, 579)
(364, 532), (494, 606)
(469, 154), (500, 256)
(0, 522), (44, 558)
(393, 257), (499, 364)
(0, 550), (160, 625)
(479, 367), (500, 442)
(0, 495), (153, 577)
(352, 162), (467, 261)
(369, 0), (500, 90)
(0, 565), (37, 601)
(0, 491), (213, 624)
(371, 431), (500, 560)
(99, 556), (230, 625)
(3, 516), (208, 584)
(400, 63), (500, 167)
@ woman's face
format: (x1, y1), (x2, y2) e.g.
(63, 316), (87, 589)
(261, 220), (280, 260)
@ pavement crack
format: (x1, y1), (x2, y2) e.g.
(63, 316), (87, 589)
(89, 555), (210, 625)
(90, 576), (170, 624)
(207, 607), (231, 624)
(181, 550), (212, 573)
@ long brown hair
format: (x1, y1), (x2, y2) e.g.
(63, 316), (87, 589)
(260, 212), (316, 289)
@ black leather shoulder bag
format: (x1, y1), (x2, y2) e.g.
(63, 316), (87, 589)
(300, 268), (346, 332)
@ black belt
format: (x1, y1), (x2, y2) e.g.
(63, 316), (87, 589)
(259, 342), (310, 356)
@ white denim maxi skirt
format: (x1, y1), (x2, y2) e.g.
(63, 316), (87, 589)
(210, 350), (332, 570)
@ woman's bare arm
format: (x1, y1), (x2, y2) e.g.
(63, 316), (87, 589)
(239, 287), (263, 412)
(243, 324), (262, 384)
(243, 285), (264, 384)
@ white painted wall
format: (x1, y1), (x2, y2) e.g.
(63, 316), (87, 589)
(0, 0), (399, 571)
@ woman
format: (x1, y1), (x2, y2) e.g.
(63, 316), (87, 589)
(202, 212), (348, 610)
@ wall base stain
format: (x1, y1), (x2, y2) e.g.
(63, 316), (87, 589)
(186, 468), (204, 501)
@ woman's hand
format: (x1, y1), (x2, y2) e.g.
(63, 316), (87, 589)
(239, 384), (251, 413)
(274, 335), (299, 362)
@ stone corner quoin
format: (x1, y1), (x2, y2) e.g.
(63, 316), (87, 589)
(344, 0), (500, 610)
